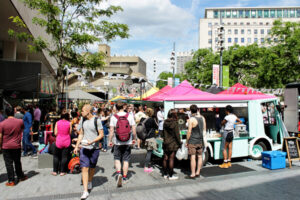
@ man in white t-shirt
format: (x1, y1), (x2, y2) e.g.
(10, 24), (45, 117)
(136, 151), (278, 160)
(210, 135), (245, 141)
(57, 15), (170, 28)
(219, 105), (242, 169)
(109, 102), (136, 187)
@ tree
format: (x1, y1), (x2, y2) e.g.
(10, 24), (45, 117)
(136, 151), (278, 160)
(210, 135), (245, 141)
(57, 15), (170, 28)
(156, 71), (182, 89)
(184, 49), (218, 86)
(8, 0), (129, 93)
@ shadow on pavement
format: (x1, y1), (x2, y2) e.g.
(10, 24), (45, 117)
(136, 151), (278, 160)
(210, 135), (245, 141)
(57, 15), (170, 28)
(26, 170), (39, 179)
(92, 176), (108, 188)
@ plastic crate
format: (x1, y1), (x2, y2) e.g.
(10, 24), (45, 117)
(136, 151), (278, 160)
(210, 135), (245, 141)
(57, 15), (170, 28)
(262, 151), (287, 170)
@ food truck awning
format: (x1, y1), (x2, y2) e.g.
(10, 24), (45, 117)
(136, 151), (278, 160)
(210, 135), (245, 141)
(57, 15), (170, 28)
(218, 83), (265, 95)
(146, 80), (212, 102)
(165, 94), (276, 101)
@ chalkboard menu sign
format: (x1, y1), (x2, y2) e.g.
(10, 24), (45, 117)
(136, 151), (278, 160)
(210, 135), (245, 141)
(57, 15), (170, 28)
(283, 137), (300, 168)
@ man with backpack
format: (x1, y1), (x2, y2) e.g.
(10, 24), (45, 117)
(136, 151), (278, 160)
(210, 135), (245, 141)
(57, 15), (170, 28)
(74, 104), (104, 200)
(109, 102), (136, 187)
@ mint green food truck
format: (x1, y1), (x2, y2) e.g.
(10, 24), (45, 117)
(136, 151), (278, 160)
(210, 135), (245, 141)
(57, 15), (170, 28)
(152, 94), (289, 164)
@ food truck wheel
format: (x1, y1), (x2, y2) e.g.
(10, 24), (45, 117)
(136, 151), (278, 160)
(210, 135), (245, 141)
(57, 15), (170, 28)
(250, 142), (267, 160)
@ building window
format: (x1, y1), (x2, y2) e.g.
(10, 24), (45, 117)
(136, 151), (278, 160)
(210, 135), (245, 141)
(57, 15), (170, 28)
(208, 22), (212, 27)
(267, 38), (271, 42)
(297, 9), (300, 17)
(239, 10), (244, 18)
(290, 9), (295, 17)
(258, 10), (263, 18)
(264, 10), (269, 18)
(251, 10), (256, 18)
(214, 10), (219, 18)
(254, 38), (258, 43)
(261, 38), (265, 43)
(228, 38), (232, 43)
(227, 22), (231, 25)
(226, 10), (231, 18)
(246, 22), (250, 25)
(240, 22), (244, 25)
(247, 29), (251, 34)
(234, 38), (238, 43)
(228, 29), (232, 34)
(259, 22), (263, 25)
(221, 10), (225, 18)
(215, 22), (219, 25)
(270, 10), (275, 18)
(232, 10), (237, 18)
(215, 37), (218, 42)
(241, 29), (245, 34)
(283, 9), (288, 18)
(208, 39), (212, 44)
(208, 31), (212, 35)
(241, 38), (245, 43)
(245, 10), (250, 18)
(277, 9), (282, 18)
(234, 22), (237, 25)
(266, 22), (270, 25)
(261, 29), (264, 34)
(254, 29), (258, 34)
(234, 29), (238, 34)
(267, 29), (271, 34)
(247, 38), (251, 43)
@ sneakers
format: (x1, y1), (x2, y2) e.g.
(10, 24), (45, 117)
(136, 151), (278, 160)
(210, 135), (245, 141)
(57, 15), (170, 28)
(122, 177), (128, 184)
(144, 167), (149, 172)
(168, 175), (179, 180)
(227, 161), (232, 167)
(31, 153), (38, 158)
(117, 174), (122, 187)
(88, 182), (92, 190)
(80, 191), (89, 200)
(219, 162), (229, 169)
(5, 181), (16, 186)
(163, 175), (168, 179)
(147, 167), (153, 173)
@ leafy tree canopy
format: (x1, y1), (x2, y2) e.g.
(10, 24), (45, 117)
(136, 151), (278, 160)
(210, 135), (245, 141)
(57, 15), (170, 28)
(8, 0), (129, 89)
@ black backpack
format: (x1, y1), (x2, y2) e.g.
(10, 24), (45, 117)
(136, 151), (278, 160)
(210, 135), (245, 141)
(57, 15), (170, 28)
(136, 117), (151, 140)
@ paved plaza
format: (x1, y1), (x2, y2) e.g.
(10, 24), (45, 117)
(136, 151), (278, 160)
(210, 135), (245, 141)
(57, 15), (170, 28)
(1, 149), (300, 200)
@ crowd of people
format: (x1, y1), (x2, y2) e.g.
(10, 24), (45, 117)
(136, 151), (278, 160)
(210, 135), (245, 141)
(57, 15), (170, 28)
(0, 102), (239, 200)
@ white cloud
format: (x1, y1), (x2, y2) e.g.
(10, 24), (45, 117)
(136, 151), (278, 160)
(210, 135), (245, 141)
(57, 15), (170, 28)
(106, 0), (195, 39)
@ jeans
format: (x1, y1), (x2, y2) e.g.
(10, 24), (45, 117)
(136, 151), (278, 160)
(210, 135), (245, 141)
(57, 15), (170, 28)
(22, 131), (37, 155)
(102, 135), (108, 150)
(144, 150), (152, 167)
(2, 149), (25, 182)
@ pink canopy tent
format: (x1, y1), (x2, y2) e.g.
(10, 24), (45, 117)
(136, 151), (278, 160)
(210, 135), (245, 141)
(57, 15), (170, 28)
(143, 85), (172, 100)
(218, 83), (264, 95)
(165, 94), (276, 101)
(146, 80), (212, 102)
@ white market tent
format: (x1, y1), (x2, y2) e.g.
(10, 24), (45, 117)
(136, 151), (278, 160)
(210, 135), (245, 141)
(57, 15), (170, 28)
(61, 89), (103, 101)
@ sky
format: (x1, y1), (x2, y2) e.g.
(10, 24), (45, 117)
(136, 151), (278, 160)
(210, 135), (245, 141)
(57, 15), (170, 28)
(95, 0), (300, 82)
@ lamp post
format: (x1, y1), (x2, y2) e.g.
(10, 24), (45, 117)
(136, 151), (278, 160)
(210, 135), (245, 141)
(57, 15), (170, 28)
(153, 59), (156, 87)
(170, 43), (176, 87)
(217, 14), (224, 87)
(65, 65), (68, 111)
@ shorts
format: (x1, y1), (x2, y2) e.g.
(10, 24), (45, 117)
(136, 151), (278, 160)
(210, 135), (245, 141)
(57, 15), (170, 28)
(221, 130), (234, 150)
(80, 148), (100, 168)
(188, 143), (203, 156)
(113, 145), (131, 162)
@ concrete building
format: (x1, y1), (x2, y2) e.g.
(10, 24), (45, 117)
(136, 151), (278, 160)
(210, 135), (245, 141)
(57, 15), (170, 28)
(199, 7), (300, 51)
(67, 44), (148, 99)
(0, 0), (58, 100)
(176, 51), (193, 73)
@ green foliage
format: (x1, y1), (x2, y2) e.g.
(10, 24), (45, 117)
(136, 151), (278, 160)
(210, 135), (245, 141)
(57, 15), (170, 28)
(184, 20), (300, 89)
(156, 71), (183, 89)
(8, 0), (130, 91)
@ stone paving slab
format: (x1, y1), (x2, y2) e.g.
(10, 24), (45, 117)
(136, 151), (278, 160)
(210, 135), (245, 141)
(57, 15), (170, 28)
(1, 149), (300, 200)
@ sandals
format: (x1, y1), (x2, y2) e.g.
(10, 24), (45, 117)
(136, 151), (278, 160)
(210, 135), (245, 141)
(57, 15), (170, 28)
(51, 172), (58, 176)
(60, 173), (67, 176)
